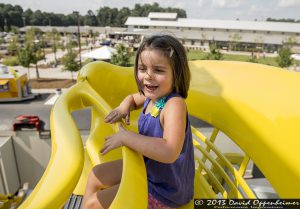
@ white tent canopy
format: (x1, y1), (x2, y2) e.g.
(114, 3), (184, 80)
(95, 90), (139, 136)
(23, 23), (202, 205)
(82, 46), (116, 60)
(291, 54), (300, 61)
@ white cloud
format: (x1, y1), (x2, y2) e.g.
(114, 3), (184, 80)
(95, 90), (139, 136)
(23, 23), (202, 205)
(1, 0), (299, 20)
(278, 0), (300, 7)
(245, 5), (272, 20)
(248, 5), (267, 14)
(212, 0), (243, 8)
(197, 0), (243, 9)
(159, 0), (186, 9)
(197, 0), (210, 7)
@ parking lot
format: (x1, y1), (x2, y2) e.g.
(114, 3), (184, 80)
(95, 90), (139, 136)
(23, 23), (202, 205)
(0, 93), (91, 131)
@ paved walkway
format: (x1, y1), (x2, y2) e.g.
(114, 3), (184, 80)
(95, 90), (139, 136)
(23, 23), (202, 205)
(14, 65), (78, 80)
(13, 49), (76, 80)
(12, 48), (93, 80)
(31, 88), (69, 94)
(10, 49), (300, 81)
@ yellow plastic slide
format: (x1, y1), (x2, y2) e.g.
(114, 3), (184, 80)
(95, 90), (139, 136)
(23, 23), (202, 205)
(18, 60), (300, 208)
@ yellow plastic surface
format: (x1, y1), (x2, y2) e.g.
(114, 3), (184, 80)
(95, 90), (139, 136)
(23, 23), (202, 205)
(191, 125), (252, 197)
(19, 61), (147, 209)
(19, 60), (300, 208)
(187, 61), (300, 198)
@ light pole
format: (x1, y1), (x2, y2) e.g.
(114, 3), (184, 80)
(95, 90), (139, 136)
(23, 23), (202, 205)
(22, 16), (26, 27)
(73, 11), (81, 68)
(4, 18), (7, 31)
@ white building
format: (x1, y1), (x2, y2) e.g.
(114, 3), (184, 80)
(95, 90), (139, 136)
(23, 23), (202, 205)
(124, 12), (300, 52)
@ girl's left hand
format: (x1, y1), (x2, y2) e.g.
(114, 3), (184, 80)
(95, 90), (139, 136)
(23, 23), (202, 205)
(100, 124), (127, 155)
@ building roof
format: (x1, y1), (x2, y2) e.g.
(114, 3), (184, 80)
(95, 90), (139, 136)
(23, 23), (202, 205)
(125, 17), (300, 33)
(19, 26), (127, 34)
(148, 12), (177, 20)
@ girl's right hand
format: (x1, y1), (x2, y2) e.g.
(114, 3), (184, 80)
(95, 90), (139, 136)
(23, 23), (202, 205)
(104, 106), (130, 125)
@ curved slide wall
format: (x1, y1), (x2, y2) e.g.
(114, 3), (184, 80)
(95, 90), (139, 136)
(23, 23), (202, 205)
(18, 61), (300, 208)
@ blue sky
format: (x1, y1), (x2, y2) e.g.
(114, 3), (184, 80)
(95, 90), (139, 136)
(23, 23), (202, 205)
(1, 0), (300, 21)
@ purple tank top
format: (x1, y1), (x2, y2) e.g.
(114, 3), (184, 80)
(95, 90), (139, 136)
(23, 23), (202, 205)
(138, 92), (195, 207)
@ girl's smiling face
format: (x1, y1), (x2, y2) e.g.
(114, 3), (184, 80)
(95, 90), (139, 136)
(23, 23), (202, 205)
(137, 49), (173, 102)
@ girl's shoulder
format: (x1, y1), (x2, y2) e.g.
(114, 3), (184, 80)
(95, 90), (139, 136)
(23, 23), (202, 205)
(160, 95), (187, 129)
(166, 92), (185, 104)
(162, 95), (187, 116)
(165, 96), (186, 109)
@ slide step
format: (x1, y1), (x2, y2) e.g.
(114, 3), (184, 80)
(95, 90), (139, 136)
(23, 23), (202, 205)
(62, 194), (83, 209)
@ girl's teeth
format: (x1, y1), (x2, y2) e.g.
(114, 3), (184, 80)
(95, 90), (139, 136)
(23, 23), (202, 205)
(146, 85), (157, 91)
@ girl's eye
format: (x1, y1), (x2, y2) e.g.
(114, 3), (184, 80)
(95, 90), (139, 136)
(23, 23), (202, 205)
(138, 67), (146, 71)
(155, 68), (164, 73)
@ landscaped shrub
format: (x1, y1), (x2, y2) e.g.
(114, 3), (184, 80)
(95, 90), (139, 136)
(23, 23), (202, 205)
(2, 56), (19, 66)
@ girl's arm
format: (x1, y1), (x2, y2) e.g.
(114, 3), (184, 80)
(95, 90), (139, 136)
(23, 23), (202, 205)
(102, 97), (187, 164)
(104, 93), (145, 124)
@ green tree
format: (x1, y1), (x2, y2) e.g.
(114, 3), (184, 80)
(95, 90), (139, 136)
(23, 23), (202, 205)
(0, 3), (186, 28)
(18, 44), (34, 77)
(10, 26), (19, 33)
(116, 7), (131, 26)
(30, 10), (43, 25)
(0, 36), (4, 45)
(130, 3), (186, 18)
(110, 44), (131, 67)
(276, 47), (293, 68)
(284, 36), (298, 50)
(23, 8), (33, 26)
(206, 43), (223, 60)
(84, 10), (98, 26)
(131, 4), (142, 16)
(46, 29), (61, 64)
(61, 46), (79, 80)
(32, 41), (45, 79)
(254, 35), (264, 52)
(19, 28), (44, 79)
(7, 35), (19, 56)
(228, 33), (242, 51)
(266, 18), (298, 23)
(97, 7), (112, 26)
(0, 4), (23, 30)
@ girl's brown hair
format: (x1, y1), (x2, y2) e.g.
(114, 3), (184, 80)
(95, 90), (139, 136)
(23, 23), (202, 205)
(134, 34), (191, 98)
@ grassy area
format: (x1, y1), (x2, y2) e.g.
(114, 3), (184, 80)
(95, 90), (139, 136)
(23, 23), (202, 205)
(187, 50), (208, 60)
(187, 50), (280, 67)
(222, 53), (279, 67)
(129, 55), (135, 66)
(130, 50), (280, 66)
(129, 50), (300, 68)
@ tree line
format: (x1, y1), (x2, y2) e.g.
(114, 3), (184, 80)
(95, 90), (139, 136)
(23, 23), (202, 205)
(0, 3), (186, 31)
(266, 18), (300, 23)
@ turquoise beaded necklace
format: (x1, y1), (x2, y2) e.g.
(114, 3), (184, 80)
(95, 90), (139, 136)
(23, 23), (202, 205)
(150, 97), (167, 117)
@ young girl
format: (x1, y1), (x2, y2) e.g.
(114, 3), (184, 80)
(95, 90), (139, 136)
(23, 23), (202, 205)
(83, 34), (195, 209)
